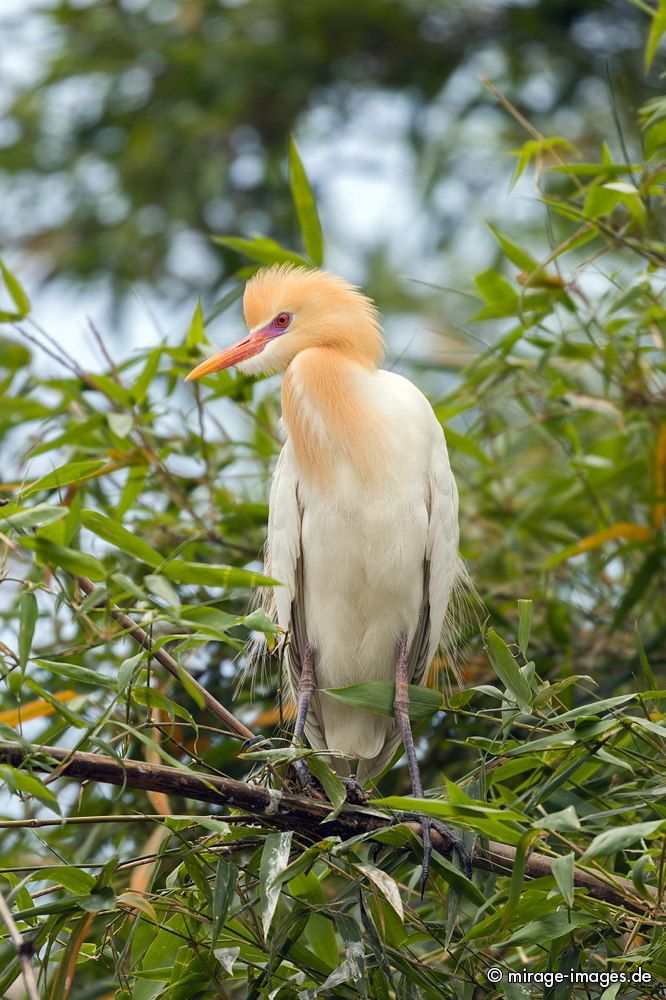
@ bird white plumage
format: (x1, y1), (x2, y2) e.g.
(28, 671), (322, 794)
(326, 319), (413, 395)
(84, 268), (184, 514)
(185, 266), (470, 881)
(268, 366), (459, 781)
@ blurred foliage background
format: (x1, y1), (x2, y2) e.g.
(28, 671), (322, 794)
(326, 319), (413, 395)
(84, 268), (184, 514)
(0, 0), (665, 998)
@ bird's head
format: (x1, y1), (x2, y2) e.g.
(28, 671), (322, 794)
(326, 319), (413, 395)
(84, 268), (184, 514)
(185, 265), (384, 382)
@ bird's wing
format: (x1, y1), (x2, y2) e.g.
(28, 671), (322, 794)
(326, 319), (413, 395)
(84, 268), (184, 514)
(408, 434), (459, 687)
(267, 441), (302, 634)
(267, 443), (329, 752)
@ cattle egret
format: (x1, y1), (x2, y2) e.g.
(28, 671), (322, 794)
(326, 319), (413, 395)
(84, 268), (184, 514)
(186, 266), (470, 886)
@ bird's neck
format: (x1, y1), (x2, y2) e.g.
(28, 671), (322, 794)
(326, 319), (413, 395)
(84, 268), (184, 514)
(281, 347), (387, 490)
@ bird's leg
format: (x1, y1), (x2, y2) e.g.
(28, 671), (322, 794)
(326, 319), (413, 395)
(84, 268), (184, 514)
(294, 640), (316, 743)
(291, 641), (316, 790)
(393, 635), (471, 893)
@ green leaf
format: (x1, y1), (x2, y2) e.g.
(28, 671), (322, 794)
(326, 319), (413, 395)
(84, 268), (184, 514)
(498, 910), (593, 947)
(162, 560), (275, 589)
(185, 299), (207, 349)
(144, 574), (181, 609)
(289, 137), (324, 266)
(78, 887), (116, 912)
(324, 681), (443, 721)
(517, 599), (532, 657)
(34, 658), (116, 688)
(81, 509), (162, 567)
(18, 590), (38, 669)
(0, 259), (30, 321)
(37, 866), (96, 895)
(551, 852), (575, 907)
(211, 859), (237, 947)
(583, 820), (665, 859)
(306, 754), (346, 812)
(107, 412), (133, 438)
(551, 694), (635, 723)
(242, 608), (281, 634)
(117, 652), (144, 693)
(23, 677), (87, 728)
(0, 503), (69, 532)
(371, 796), (525, 845)
(22, 459), (108, 497)
(327, 912), (366, 997)
(470, 269), (519, 320)
(441, 426), (493, 466)
(0, 334), (31, 369)
(645, 0), (666, 71)
(0, 764), (60, 812)
(131, 347), (162, 404)
(22, 537), (106, 582)
(484, 629), (533, 713)
(131, 687), (196, 727)
(212, 235), (309, 268)
(488, 225), (540, 274)
(357, 864), (403, 921)
(533, 806), (581, 832)
(259, 831), (292, 939)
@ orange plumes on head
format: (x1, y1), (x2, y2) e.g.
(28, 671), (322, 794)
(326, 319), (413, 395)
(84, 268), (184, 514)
(245, 267), (390, 490)
(242, 265), (385, 371)
(186, 265), (392, 490)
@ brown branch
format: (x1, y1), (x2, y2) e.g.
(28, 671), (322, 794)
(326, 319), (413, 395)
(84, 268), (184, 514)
(0, 885), (40, 1000)
(75, 576), (255, 742)
(0, 740), (656, 916)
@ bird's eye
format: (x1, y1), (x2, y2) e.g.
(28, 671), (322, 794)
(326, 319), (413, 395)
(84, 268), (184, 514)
(274, 311), (292, 330)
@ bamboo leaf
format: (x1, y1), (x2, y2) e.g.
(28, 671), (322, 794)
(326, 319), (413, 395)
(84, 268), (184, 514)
(0, 259), (30, 320)
(517, 599), (532, 657)
(81, 509), (162, 567)
(324, 681), (443, 721)
(0, 503), (68, 532)
(289, 137), (324, 266)
(212, 859), (237, 946)
(162, 559), (275, 589)
(22, 537), (106, 582)
(18, 590), (38, 669)
(357, 864), (404, 921)
(22, 460), (107, 497)
(583, 820), (665, 859)
(259, 831), (292, 940)
(484, 629), (533, 712)
(551, 852), (575, 907)
(212, 235), (309, 268)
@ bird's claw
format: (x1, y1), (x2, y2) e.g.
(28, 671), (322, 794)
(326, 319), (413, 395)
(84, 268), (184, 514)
(422, 817), (472, 887)
(395, 813), (472, 892)
(341, 775), (368, 805)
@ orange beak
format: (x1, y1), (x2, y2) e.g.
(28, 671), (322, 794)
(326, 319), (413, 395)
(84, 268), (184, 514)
(185, 330), (271, 381)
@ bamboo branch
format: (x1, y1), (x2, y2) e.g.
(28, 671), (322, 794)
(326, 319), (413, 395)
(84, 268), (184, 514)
(75, 576), (255, 742)
(0, 740), (656, 915)
(0, 885), (40, 1000)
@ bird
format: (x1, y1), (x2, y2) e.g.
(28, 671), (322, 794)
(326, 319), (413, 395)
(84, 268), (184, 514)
(186, 265), (470, 886)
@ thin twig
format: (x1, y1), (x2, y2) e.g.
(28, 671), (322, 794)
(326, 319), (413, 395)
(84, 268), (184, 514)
(0, 740), (657, 916)
(75, 576), (255, 742)
(0, 885), (40, 1000)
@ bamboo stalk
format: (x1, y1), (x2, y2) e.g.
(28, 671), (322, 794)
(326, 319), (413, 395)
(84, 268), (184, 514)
(0, 739), (655, 915)
(75, 576), (255, 742)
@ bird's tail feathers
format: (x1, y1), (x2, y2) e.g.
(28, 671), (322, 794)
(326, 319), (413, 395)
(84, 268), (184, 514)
(234, 548), (282, 700)
(436, 554), (483, 691)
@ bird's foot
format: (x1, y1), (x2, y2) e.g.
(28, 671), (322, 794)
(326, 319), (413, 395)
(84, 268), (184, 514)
(340, 774), (368, 805)
(396, 813), (472, 893)
(289, 758), (328, 801)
